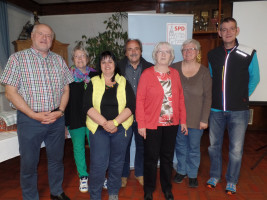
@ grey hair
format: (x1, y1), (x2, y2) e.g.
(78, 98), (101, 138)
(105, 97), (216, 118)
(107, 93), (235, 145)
(124, 39), (143, 54)
(32, 23), (55, 39)
(152, 42), (175, 65)
(71, 41), (89, 62)
(181, 39), (201, 51)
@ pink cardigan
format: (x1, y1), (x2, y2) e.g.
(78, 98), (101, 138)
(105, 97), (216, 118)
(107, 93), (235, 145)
(136, 66), (186, 129)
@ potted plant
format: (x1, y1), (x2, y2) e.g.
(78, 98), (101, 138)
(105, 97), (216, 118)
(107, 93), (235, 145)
(80, 12), (128, 67)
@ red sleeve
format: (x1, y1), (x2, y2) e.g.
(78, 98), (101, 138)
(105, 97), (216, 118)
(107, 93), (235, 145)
(136, 71), (148, 129)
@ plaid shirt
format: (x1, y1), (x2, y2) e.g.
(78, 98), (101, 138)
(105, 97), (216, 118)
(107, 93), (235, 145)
(0, 48), (74, 112)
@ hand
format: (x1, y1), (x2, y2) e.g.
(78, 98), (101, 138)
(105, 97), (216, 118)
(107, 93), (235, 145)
(180, 124), (188, 135)
(138, 128), (147, 139)
(200, 122), (208, 130)
(103, 120), (117, 133)
(31, 111), (61, 124)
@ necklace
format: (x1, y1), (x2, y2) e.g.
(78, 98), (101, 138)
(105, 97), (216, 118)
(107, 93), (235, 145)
(105, 82), (117, 89)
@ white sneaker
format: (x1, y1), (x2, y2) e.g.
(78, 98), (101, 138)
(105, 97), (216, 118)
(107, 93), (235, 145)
(79, 176), (88, 193)
(103, 178), (108, 190)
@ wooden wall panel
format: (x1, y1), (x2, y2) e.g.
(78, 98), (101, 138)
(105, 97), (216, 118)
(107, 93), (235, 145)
(193, 33), (219, 67)
(248, 103), (267, 131)
(40, 1), (157, 15)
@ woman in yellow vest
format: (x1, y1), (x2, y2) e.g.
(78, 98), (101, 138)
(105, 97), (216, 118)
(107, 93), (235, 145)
(83, 51), (135, 200)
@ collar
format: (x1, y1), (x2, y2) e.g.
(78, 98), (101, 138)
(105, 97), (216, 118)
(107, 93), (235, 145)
(222, 38), (239, 51)
(30, 47), (52, 58)
(127, 59), (142, 70)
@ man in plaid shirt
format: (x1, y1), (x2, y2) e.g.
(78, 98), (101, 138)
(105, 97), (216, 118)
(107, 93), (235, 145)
(0, 24), (74, 200)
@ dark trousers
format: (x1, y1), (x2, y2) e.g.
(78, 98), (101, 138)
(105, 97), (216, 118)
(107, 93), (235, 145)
(17, 111), (65, 200)
(144, 125), (178, 194)
(122, 121), (144, 177)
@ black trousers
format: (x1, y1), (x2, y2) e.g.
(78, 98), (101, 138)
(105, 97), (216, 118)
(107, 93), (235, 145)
(143, 125), (178, 193)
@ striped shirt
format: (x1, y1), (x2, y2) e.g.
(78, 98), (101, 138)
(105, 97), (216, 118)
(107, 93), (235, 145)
(0, 48), (74, 112)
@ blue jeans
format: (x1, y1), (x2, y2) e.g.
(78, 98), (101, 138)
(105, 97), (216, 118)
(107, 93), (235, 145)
(17, 111), (65, 200)
(208, 110), (249, 184)
(175, 126), (203, 178)
(122, 121), (144, 177)
(89, 126), (132, 200)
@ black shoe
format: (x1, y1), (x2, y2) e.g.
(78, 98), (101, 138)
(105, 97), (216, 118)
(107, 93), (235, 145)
(50, 192), (70, 200)
(173, 172), (187, 183)
(164, 191), (174, 200)
(189, 178), (198, 188)
(144, 192), (153, 200)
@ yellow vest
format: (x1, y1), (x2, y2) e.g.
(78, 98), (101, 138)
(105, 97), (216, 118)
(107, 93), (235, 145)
(86, 73), (133, 134)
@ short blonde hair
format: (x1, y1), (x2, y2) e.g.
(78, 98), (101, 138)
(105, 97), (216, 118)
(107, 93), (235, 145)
(181, 39), (201, 51)
(152, 42), (175, 66)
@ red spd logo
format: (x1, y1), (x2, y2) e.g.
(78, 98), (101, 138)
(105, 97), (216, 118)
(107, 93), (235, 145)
(174, 26), (186, 31)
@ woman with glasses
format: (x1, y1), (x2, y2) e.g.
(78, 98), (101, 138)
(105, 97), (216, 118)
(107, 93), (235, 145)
(65, 43), (97, 193)
(171, 39), (212, 188)
(136, 42), (187, 200)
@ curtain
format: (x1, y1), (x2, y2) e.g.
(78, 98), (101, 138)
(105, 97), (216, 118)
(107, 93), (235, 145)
(0, 0), (10, 71)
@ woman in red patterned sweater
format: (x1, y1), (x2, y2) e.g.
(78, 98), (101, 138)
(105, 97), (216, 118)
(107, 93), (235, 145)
(136, 42), (187, 200)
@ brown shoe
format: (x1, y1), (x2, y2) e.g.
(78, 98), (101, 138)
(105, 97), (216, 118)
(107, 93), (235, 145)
(121, 177), (127, 187)
(135, 176), (144, 186)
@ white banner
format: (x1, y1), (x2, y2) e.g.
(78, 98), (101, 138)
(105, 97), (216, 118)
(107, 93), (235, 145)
(128, 13), (193, 64)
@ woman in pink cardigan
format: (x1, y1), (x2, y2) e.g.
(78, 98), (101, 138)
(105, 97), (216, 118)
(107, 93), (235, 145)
(136, 42), (187, 200)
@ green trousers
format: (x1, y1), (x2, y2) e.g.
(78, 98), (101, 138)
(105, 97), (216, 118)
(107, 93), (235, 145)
(68, 126), (90, 177)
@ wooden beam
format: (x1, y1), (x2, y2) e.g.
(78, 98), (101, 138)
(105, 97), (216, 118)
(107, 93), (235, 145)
(6, 0), (41, 13)
(40, 1), (156, 15)
(158, 0), (197, 2)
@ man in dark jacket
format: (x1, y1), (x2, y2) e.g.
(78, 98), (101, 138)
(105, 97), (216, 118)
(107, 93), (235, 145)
(206, 17), (260, 195)
(118, 39), (153, 187)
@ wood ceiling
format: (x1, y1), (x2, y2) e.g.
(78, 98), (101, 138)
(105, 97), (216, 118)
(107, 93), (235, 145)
(6, 0), (158, 15)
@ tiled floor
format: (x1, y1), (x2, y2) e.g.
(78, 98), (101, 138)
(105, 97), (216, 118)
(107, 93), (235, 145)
(1, 131), (267, 200)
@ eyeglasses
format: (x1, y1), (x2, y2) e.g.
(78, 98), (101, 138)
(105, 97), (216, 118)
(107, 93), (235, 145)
(36, 31), (53, 39)
(220, 27), (237, 33)
(157, 50), (171, 55)
(74, 54), (87, 59)
(182, 48), (197, 52)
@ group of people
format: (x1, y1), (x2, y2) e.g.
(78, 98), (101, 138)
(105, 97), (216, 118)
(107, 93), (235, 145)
(0, 17), (260, 200)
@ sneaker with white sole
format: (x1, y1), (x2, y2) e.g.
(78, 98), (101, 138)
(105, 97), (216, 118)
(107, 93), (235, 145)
(226, 182), (236, 195)
(207, 177), (220, 188)
(103, 178), (108, 190)
(174, 172), (187, 183)
(79, 176), (88, 193)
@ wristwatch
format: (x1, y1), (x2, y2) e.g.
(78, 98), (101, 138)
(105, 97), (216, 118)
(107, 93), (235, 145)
(58, 108), (64, 117)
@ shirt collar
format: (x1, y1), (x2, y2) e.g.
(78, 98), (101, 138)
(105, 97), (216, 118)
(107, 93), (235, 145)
(127, 59), (142, 69)
(30, 47), (52, 58)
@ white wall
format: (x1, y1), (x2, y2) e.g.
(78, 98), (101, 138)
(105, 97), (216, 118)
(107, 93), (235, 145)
(40, 11), (155, 66)
(233, 1), (267, 102)
(40, 13), (128, 66)
(7, 4), (33, 54)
